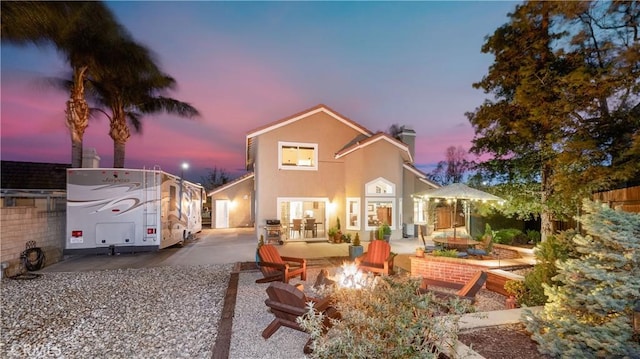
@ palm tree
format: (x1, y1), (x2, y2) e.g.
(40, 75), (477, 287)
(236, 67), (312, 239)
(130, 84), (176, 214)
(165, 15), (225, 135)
(1, 2), (126, 167)
(88, 39), (200, 167)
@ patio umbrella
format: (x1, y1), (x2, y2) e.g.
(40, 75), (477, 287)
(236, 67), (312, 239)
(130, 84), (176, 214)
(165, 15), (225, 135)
(416, 183), (504, 240)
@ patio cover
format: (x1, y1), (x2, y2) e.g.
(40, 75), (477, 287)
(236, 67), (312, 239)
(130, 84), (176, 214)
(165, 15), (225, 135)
(415, 183), (504, 240)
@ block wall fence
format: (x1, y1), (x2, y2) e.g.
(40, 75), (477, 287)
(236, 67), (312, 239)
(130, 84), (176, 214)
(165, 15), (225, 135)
(0, 206), (65, 277)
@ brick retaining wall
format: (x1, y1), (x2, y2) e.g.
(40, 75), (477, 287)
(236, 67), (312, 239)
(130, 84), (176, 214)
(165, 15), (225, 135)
(410, 244), (526, 286)
(410, 255), (489, 285)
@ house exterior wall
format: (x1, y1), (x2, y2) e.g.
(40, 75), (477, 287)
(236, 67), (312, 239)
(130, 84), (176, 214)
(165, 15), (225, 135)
(403, 169), (437, 225)
(344, 139), (404, 238)
(210, 176), (254, 228)
(254, 111), (361, 237)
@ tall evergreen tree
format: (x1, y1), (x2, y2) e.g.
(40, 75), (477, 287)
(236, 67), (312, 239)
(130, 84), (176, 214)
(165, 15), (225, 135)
(467, 1), (640, 240)
(525, 200), (640, 357)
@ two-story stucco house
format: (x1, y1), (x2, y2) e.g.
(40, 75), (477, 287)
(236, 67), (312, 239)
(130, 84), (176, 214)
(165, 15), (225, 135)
(209, 104), (438, 241)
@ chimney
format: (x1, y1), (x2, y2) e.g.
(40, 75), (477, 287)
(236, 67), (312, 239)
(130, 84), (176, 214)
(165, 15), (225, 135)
(399, 128), (416, 161)
(82, 148), (101, 168)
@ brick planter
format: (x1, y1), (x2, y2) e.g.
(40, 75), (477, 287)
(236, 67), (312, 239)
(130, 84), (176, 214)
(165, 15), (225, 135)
(410, 255), (489, 286)
(409, 244), (530, 288)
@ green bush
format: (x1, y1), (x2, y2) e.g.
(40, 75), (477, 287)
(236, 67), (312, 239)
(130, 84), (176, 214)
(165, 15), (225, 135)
(493, 228), (523, 245)
(525, 229), (541, 244)
(510, 230), (576, 306)
(432, 249), (460, 258)
(298, 275), (472, 358)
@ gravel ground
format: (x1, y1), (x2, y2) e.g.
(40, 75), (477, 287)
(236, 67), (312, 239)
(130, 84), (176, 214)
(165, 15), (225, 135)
(230, 267), (507, 359)
(1, 264), (231, 359)
(2, 264), (508, 359)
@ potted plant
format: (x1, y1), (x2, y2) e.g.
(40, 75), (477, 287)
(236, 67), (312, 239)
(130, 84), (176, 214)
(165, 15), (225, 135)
(331, 217), (343, 243)
(327, 226), (338, 243)
(349, 232), (363, 260)
(377, 223), (391, 242)
(415, 246), (425, 258)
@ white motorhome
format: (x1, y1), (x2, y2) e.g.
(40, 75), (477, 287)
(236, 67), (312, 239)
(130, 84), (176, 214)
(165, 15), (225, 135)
(66, 167), (203, 254)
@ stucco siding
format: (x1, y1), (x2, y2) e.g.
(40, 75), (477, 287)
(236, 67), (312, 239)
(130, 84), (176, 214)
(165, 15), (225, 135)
(254, 111), (361, 235)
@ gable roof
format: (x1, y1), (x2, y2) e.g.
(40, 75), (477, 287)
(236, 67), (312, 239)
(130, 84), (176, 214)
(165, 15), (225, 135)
(1, 160), (70, 190)
(208, 172), (255, 197)
(403, 163), (440, 188)
(246, 104), (374, 169)
(334, 132), (414, 163)
(246, 104), (373, 139)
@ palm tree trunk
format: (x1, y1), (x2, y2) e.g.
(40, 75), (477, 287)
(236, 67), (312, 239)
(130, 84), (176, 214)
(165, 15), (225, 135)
(65, 66), (90, 168)
(113, 141), (126, 168)
(109, 105), (130, 168)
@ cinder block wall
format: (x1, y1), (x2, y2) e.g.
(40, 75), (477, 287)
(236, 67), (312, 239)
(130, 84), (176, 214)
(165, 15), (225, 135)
(0, 206), (65, 277)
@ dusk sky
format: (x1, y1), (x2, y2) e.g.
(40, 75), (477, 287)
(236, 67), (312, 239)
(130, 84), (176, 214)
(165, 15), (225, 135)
(1, 1), (518, 183)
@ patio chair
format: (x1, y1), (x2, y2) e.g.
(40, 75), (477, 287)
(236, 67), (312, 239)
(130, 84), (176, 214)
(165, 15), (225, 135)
(256, 244), (307, 284)
(262, 281), (341, 353)
(304, 218), (316, 238)
(419, 226), (439, 253)
(291, 219), (302, 239)
(418, 270), (488, 304)
(466, 234), (493, 257)
(355, 240), (395, 275)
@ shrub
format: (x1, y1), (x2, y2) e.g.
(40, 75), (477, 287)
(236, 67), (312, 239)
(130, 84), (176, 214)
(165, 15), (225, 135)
(525, 229), (541, 244)
(506, 231), (574, 306)
(298, 275), (472, 358)
(493, 228), (523, 244)
(432, 249), (459, 258)
(525, 200), (640, 357)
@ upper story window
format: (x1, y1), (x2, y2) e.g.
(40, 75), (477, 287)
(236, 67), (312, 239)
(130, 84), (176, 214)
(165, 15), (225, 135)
(365, 177), (395, 196)
(278, 142), (318, 171)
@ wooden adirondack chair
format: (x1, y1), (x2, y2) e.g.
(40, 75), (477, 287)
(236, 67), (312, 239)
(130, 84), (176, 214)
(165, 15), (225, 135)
(256, 244), (307, 284)
(419, 270), (488, 304)
(355, 240), (395, 275)
(262, 281), (341, 341)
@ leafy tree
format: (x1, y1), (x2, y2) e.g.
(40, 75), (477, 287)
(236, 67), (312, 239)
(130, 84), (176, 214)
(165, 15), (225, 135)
(525, 200), (640, 357)
(1, 1), (125, 167)
(427, 145), (472, 185)
(200, 167), (231, 192)
(467, 1), (640, 240)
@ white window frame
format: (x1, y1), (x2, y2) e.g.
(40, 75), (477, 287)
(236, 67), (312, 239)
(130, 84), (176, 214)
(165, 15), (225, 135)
(365, 197), (396, 231)
(278, 141), (318, 171)
(413, 198), (427, 224)
(365, 177), (395, 196)
(346, 197), (361, 230)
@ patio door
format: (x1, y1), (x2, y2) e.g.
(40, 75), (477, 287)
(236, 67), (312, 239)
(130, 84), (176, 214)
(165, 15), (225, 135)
(277, 198), (327, 240)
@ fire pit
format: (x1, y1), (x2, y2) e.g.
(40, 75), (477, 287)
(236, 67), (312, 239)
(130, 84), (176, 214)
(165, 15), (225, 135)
(337, 262), (377, 289)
